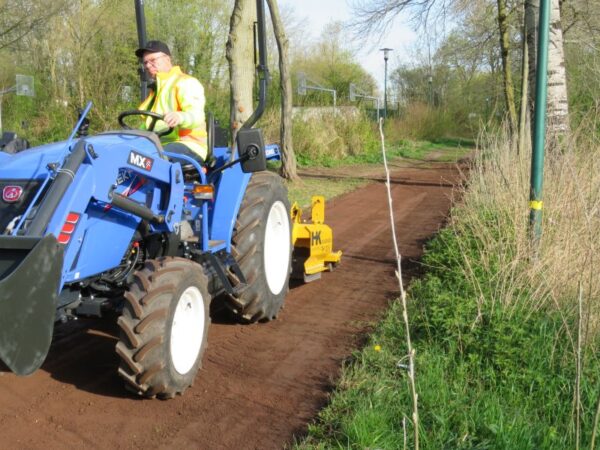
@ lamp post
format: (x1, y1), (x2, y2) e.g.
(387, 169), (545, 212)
(380, 48), (393, 119)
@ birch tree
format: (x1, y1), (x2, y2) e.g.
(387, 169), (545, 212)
(526, 0), (570, 141)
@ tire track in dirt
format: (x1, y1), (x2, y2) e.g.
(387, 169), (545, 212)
(0, 162), (462, 449)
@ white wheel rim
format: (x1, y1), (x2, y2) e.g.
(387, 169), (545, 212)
(170, 286), (205, 375)
(263, 200), (291, 295)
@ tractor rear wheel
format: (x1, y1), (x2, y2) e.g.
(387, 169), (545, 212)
(226, 171), (292, 322)
(116, 257), (210, 399)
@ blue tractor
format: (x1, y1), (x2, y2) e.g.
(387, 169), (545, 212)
(0, 0), (292, 399)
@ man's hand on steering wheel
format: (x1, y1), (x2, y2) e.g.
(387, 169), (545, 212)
(117, 110), (175, 137)
(163, 112), (182, 128)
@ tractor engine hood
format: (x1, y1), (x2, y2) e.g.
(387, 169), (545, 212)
(0, 132), (164, 178)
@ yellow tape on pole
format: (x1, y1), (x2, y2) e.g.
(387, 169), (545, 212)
(529, 200), (543, 210)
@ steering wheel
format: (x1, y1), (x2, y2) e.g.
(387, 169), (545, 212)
(118, 110), (174, 137)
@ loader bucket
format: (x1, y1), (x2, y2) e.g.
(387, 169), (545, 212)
(0, 235), (63, 375)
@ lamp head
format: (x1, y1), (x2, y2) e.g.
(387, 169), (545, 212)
(380, 47), (394, 61)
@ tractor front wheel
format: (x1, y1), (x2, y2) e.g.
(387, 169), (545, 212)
(116, 257), (210, 399)
(226, 171), (292, 322)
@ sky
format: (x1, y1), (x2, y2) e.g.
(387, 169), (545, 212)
(277, 0), (418, 97)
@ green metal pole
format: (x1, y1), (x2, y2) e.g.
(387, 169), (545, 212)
(529, 0), (551, 248)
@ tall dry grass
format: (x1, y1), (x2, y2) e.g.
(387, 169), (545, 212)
(451, 123), (600, 338)
(384, 102), (475, 142)
(260, 108), (379, 165)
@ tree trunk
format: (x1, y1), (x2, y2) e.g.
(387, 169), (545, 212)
(526, 0), (538, 115)
(547, 0), (570, 137)
(497, 0), (518, 135)
(526, 0), (570, 145)
(265, 0), (298, 181)
(518, 3), (529, 155)
(226, 0), (257, 144)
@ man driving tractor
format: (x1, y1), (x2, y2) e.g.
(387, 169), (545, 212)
(135, 40), (208, 162)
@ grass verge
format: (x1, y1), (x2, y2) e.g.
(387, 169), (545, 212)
(394, 139), (474, 162)
(297, 225), (599, 449)
(286, 176), (370, 209)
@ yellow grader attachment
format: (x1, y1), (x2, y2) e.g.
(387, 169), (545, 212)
(291, 195), (342, 283)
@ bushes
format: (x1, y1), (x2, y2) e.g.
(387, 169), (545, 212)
(384, 102), (475, 143)
(262, 108), (380, 167)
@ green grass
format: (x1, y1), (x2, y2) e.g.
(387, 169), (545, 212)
(286, 176), (370, 209)
(394, 139), (474, 162)
(295, 138), (473, 169)
(297, 226), (600, 449)
(295, 143), (402, 168)
(285, 138), (473, 209)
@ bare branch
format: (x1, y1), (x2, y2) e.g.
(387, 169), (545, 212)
(348, 0), (452, 38)
(0, 0), (68, 50)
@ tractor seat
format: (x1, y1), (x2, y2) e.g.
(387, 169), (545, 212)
(177, 113), (219, 181)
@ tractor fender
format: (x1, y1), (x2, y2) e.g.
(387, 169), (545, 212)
(209, 163), (252, 252)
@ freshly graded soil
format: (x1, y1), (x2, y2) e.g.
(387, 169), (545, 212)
(0, 160), (463, 449)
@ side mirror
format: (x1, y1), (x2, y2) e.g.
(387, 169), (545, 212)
(237, 128), (267, 173)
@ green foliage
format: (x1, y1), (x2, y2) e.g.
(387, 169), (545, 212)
(1, 0), (230, 144)
(291, 21), (376, 107)
(300, 224), (600, 450)
(146, 0), (231, 88)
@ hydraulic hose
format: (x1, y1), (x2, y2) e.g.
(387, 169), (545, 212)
(109, 192), (165, 224)
(26, 140), (88, 237)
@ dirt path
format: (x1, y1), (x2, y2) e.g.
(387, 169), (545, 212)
(0, 160), (463, 449)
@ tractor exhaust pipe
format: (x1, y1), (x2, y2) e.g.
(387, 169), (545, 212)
(242, 0), (269, 130)
(134, 0), (149, 101)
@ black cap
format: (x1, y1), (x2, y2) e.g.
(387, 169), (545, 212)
(135, 40), (171, 58)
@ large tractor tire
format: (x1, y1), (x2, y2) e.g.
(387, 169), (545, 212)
(226, 171), (292, 323)
(116, 257), (210, 399)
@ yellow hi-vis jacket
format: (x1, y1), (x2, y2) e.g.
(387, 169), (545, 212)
(138, 66), (208, 160)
